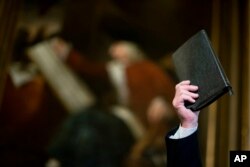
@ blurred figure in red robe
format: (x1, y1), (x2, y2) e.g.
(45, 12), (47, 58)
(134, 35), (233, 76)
(51, 38), (177, 167)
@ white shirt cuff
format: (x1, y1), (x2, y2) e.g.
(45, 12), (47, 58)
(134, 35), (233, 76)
(169, 124), (198, 139)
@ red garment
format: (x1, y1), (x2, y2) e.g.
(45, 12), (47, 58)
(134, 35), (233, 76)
(126, 60), (175, 127)
(0, 75), (45, 132)
(67, 50), (176, 127)
(0, 73), (67, 166)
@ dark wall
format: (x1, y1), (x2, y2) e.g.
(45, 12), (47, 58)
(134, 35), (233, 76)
(61, 0), (212, 59)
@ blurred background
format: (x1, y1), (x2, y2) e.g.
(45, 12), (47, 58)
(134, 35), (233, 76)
(0, 0), (249, 167)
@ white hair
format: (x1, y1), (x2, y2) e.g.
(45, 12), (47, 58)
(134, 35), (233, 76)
(109, 41), (145, 62)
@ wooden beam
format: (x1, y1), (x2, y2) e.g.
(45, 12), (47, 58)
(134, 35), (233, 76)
(205, 0), (220, 166)
(241, 0), (250, 150)
(0, 0), (22, 108)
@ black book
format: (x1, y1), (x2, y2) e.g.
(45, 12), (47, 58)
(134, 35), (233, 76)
(172, 30), (233, 111)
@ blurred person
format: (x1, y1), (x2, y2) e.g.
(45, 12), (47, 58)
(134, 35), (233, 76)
(0, 27), (45, 138)
(0, 27), (47, 166)
(47, 103), (135, 167)
(50, 38), (177, 167)
(166, 80), (202, 167)
(0, 26), (66, 167)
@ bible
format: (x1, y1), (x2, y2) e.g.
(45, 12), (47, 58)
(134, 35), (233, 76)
(172, 29), (233, 111)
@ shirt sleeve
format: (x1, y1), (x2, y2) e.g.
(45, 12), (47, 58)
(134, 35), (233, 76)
(169, 124), (198, 139)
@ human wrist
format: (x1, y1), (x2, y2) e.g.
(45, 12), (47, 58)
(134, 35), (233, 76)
(181, 119), (198, 128)
(179, 109), (200, 128)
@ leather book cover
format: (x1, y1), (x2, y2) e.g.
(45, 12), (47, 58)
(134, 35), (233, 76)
(172, 29), (233, 111)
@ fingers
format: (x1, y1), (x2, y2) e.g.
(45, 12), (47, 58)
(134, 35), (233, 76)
(179, 89), (199, 100)
(178, 80), (191, 85)
(176, 80), (198, 92)
(179, 92), (197, 103)
(172, 80), (199, 108)
(172, 81), (200, 128)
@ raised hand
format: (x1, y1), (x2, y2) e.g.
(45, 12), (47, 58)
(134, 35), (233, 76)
(172, 80), (200, 128)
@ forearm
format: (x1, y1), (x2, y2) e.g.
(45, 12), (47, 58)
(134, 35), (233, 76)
(66, 50), (108, 79)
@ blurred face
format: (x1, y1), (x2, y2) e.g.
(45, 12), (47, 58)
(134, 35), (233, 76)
(109, 43), (130, 64)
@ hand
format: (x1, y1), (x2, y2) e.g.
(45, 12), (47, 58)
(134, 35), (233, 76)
(172, 80), (200, 128)
(50, 37), (72, 61)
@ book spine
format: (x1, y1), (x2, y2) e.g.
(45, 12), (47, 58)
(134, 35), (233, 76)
(202, 30), (232, 94)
